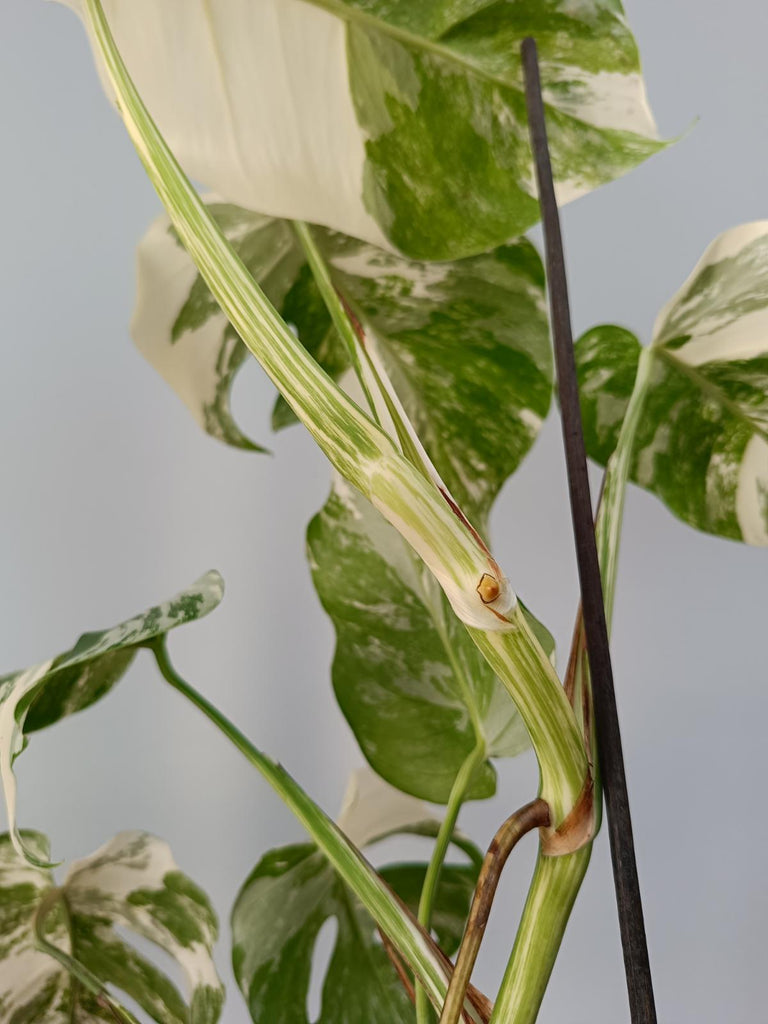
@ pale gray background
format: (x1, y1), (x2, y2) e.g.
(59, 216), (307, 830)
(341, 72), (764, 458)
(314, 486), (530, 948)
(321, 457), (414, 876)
(1, 1), (766, 1021)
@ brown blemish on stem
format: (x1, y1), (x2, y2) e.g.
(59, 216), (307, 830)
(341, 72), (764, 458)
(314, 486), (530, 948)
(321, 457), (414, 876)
(438, 799), (550, 1024)
(540, 774), (595, 856)
(476, 573), (501, 605)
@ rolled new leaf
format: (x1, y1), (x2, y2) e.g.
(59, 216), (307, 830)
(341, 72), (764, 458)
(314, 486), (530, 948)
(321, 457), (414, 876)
(576, 222), (768, 546)
(57, 0), (661, 260)
(0, 830), (223, 1023)
(0, 572), (224, 865)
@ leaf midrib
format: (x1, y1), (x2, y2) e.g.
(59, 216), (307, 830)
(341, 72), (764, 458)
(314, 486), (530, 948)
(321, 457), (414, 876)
(655, 345), (768, 445)
(300, 0), (514, 91)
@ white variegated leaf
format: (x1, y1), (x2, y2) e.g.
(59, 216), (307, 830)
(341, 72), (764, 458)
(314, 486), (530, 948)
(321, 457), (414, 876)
(576, 222), (768, 545)
(57, 0), (661, 260)
(0, 573), (224, 865)
(0, 830), (223, 1023)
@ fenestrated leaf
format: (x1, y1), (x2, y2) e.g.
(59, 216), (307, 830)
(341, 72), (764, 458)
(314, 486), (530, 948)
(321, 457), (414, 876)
(576, 223), (768, 545)
(0, 830), (223, 1024)
(135, 203), (552, 526)
(231, 772), (481, 1024)
(0, 572), (224, 865)
(308, 478), (554, 803)
(58, 0), (661, 260)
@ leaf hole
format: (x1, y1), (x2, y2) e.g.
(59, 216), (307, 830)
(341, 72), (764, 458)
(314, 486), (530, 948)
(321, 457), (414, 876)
(306, 915), (338, 1023)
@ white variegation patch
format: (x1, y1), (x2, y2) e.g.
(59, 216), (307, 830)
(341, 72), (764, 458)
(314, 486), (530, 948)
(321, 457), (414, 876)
(57, 0), (385, 248)
(336, 766), (434, 849)
(0, 830), (223, 1023)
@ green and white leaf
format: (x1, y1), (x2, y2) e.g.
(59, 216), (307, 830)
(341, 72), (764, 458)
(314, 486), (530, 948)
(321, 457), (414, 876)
(0, 830), (223, 1023)
(308, 478), (554, 803)
(135, 203), (552, 525)
(59, 0), (661, 259)
(232, 773), (480, 1024)
(576, 222), (768, 545)
(0, 572), (224, 865)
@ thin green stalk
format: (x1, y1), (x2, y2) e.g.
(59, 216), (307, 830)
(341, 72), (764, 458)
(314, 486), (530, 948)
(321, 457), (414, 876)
(489, 846), (591, 1024)
(415, 741), (486, 1024)
(292, 218), (437, 484)
(147, 638), (477, 1020)
(291, 219), (382, 426)
(595, 345), (654, 625)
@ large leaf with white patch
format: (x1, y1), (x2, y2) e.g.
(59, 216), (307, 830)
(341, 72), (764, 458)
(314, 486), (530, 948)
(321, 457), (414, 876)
(0, 830), (223, 1023)
(135, 203), (551, 526)
(308, 479), (554, 803)
(0, 572), (224, 865)
(575, 223), (768, 545)
(58, 0), (661, 260)
(231, 771), (481, 1024)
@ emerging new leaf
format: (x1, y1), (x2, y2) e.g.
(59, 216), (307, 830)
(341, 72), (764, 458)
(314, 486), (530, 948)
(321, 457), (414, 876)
(134, 204), (552, 526)
(0, 830), (223, 1023)
(576, 223), (768, 545)
(58, 0), (662, 259)
(0, 572), (224, 865)
(308, 478), (554, 802)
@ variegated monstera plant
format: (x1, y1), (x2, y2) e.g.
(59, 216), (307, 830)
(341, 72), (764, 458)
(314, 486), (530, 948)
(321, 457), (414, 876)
(2, 1), (767, 1022)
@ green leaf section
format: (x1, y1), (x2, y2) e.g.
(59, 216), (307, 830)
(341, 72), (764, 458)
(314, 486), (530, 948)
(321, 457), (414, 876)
(135, 203), (552, 527)
(0, 830), (223, 1024)
(0, 572), (224, 865)
(308, 479), (553, 803)
(232, 832), (479, 1024)
(576, 223), (768, 545)
(317, 0), (663, 258)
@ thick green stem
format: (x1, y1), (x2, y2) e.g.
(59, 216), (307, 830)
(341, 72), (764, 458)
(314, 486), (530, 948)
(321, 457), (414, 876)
(147, 638), (476, 1019)
(415, 742), (486, 1024)
(469, 616), (589, 828)
(489, 846), (591, 1024)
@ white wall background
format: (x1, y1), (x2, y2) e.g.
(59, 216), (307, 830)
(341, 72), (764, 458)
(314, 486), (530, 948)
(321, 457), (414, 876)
(1, 1), (767, 1021)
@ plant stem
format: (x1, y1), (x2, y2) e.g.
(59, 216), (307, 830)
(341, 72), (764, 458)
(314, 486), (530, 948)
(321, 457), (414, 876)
(439, 800), (549, 1024)
(522, 37), (656, 1024)
(489, 846), (592, 1024)
(147, 638), (479, 1019)
(290, 219), (382, 425)
(415, 742), (486, 1024)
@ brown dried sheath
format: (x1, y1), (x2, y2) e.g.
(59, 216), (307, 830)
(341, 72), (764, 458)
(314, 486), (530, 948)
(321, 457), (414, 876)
(438, 799), (550, 1024)
(521, 37), (657, 1024)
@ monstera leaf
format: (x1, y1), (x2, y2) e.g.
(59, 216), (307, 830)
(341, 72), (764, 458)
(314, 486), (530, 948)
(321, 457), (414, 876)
(308, 479), (554, 803)
(134, 203), (552, 526)
(576, 223), (768, 545)
(231, 769), (481, 1024)
(135, 202), (553, 516)
(0, 572), (224, 864)
(0, 830), (223, 1023)
(58, 0), (660, 260)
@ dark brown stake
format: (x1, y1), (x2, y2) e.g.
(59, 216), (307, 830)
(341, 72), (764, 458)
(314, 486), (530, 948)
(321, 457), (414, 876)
(521, 37), (657, 1024)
